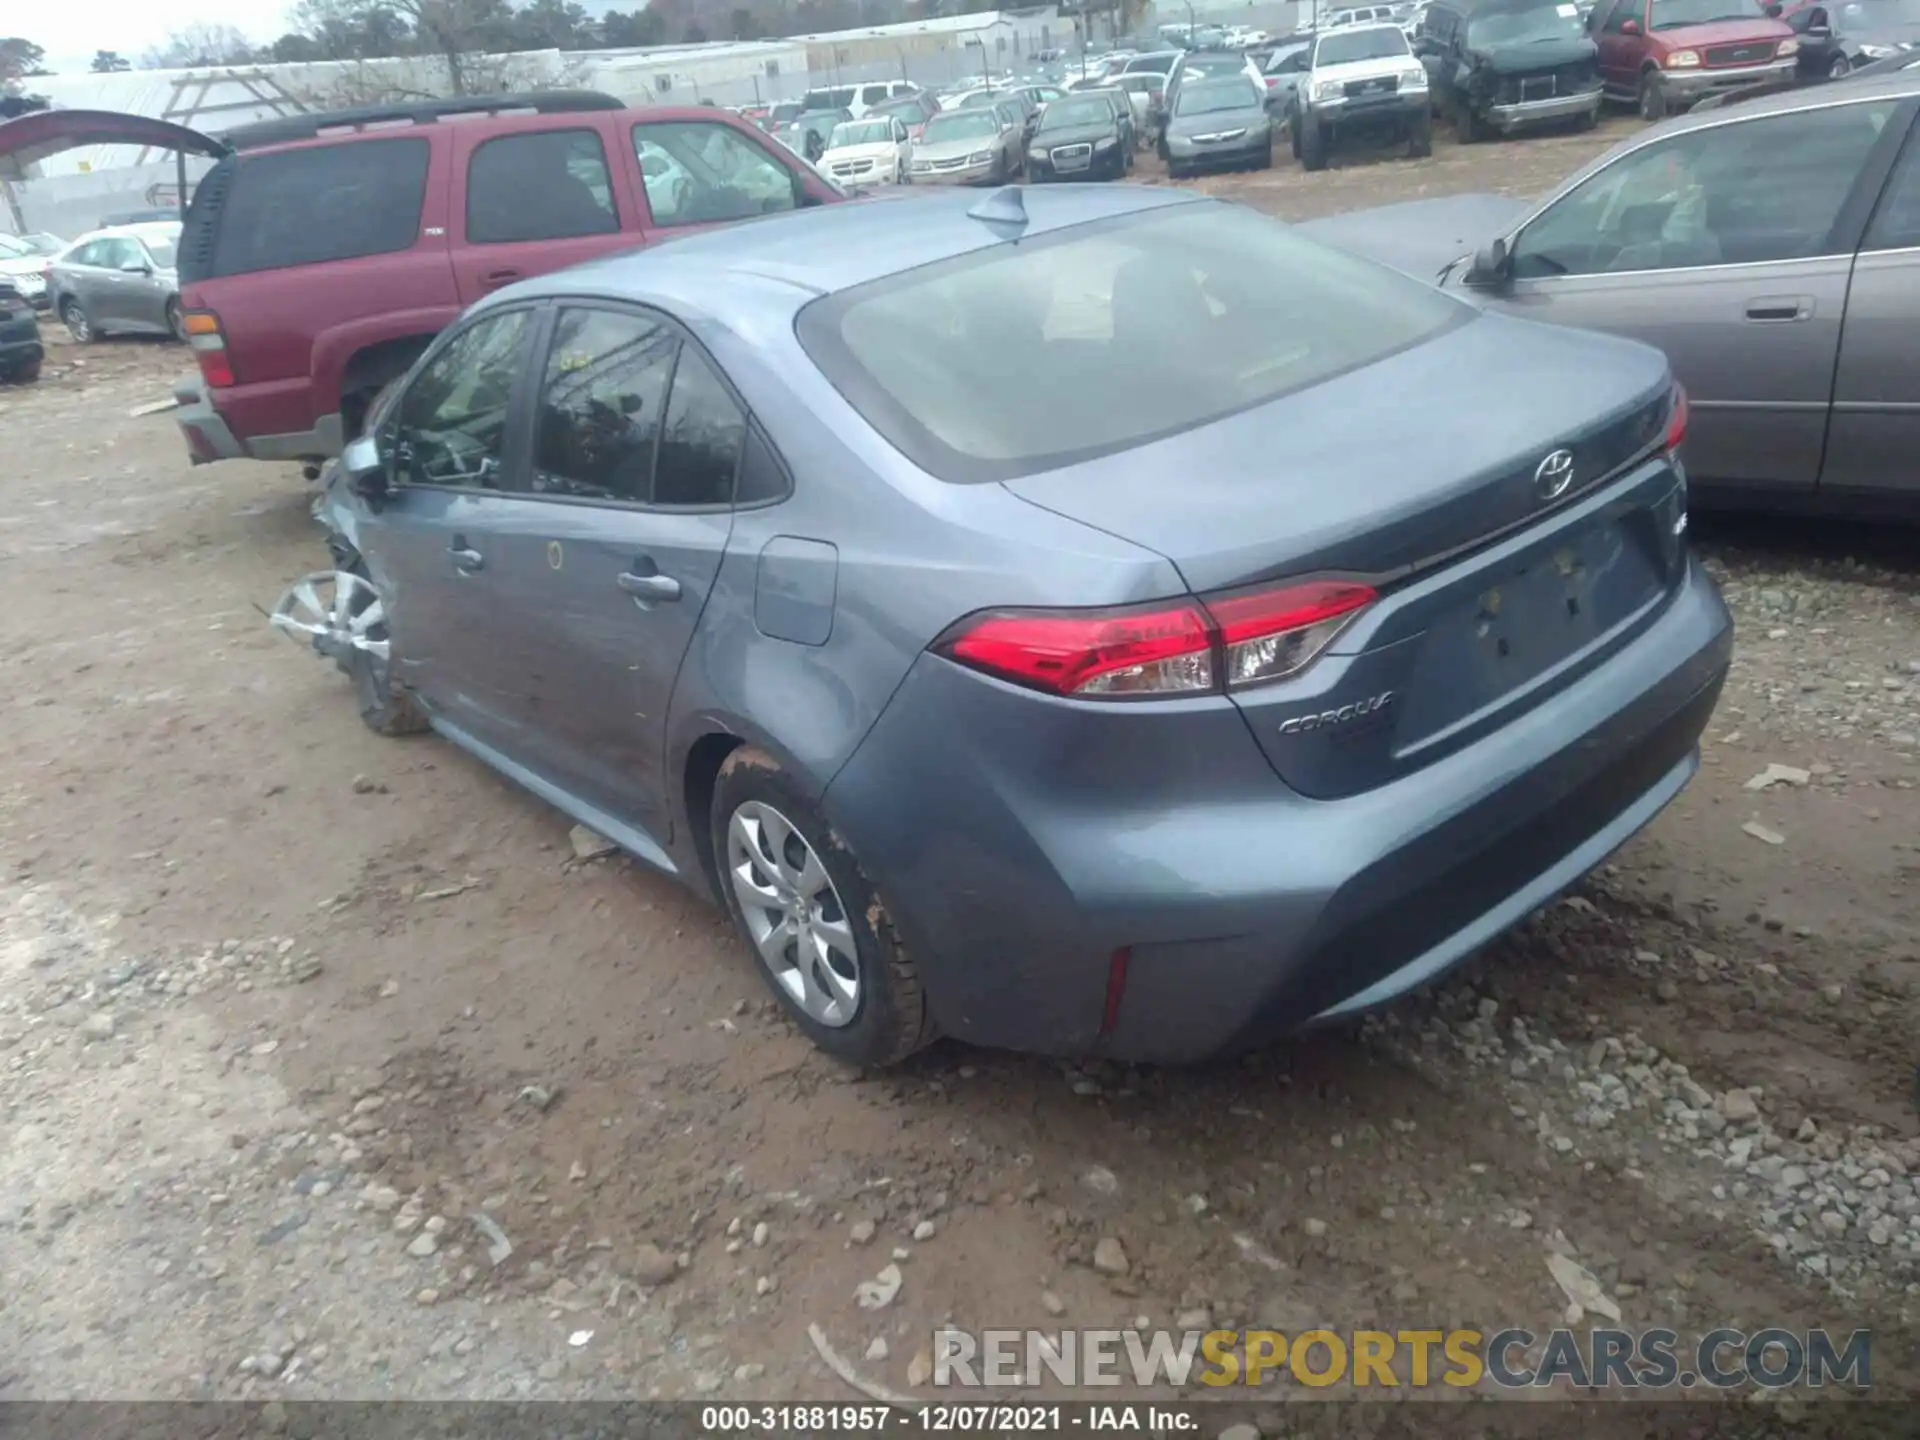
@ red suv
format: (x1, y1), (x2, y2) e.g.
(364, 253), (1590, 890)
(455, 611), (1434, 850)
(0, 94), (843, 469)
(1589, 0), (1799, 116)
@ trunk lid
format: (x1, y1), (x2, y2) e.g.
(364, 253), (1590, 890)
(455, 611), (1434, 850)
(1003, 312), (1686, 798)
(0, 109), (228, 182)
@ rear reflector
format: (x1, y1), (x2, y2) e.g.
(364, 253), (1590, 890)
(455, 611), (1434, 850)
(1665, 382), (1688, 452)
(938, 578), (1377, 699)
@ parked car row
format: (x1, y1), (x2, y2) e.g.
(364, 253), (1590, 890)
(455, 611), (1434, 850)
(0, 218), (187, 381)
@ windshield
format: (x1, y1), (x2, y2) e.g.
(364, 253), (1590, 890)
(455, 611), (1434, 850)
(795, 203), (1461, 484)
(1315, 26), (1412, 62)
(831, 120), (894, 147)
(1176, 79), (1262, 113)
(1468, 5), (1589, 44)
(922, 112), (998, 143)
(1040, 97), (1117, 129)
(1649, 0), (1759, 27)
(0, 235), (30, 260)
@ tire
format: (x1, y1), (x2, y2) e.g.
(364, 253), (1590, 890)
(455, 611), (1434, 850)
(1257, 138), (1275, 169)
(61, 298), (95, 344)
(341, 564), (427, 737)
(1168, 159), (1188, 180)
(1828, 53), (1851, 81)
(712, 747), (934, 1068)
(3, 358), (40, 384)
(1455, 97), (1487, 143)
(1290, 116), (1302, 158)
(1407, 113), (1432, 159)
(1299, 117), (1329, 172)
(165, 298), (186, 343)
(1639, 69), (1668, 121)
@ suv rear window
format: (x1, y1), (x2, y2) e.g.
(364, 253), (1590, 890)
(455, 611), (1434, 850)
(795, 202), (1462, 483)
(199, 137), (430, 279)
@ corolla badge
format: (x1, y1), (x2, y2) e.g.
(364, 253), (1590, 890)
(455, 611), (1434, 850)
(1277, 690), (1394, 736)
(1534, 448), (1576, 501)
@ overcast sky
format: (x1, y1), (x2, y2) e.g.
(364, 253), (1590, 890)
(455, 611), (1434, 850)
(29, 0), (293, 75)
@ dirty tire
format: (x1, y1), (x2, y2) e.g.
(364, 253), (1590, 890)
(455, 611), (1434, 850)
(3, 358), (39, 384)
(1455, 98), (1486, 143)
(1407, 113), (1433, 158)
(712, 747), (935, 1068)
(165, 298), (186, 342)
(61, 299), (95, 344)
(1828, 53), (1850, 80)
(1257, 138), (1275, 169)
(1299, 119), (1329, 172)
(1639, 70), (1668, 121)
(345, 565), (428, 737)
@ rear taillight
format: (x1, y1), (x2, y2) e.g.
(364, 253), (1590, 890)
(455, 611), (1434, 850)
(1664, 382), (1688, 452)
(183, 308), (234, 387)
(937, 579), (1378, 700)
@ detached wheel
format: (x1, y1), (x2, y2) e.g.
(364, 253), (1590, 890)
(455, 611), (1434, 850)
(1639, 70), (1668, 120)
(270, 567), (427, 737)
(714, 748), (934, 1068)
(61, 299), (95, 343)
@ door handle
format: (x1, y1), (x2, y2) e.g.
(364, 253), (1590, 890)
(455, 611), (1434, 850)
(449, 542), (484, 573)
(617, 570), (682, 603)
(1744, 296), (1812, 322)
(479, 267), (522, 290)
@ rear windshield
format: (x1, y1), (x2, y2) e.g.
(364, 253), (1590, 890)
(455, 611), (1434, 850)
(1315, 27), (1412, 63)
(795, 202), (1462, 483)
(195, 136), (430, 279)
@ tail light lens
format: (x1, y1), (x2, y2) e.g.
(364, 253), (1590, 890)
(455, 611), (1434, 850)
(937, 579), (1378, 700)
(1664, 382), (1688, 452)
(183, 308), (234, 387)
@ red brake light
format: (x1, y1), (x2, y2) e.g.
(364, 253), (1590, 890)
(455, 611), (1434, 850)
(1665, 382), (1688, 452)
(184, 308), (235, 388)
(939, 579), (1377, 699)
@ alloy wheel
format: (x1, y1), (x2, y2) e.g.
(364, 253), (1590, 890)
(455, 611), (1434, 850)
(62, 302), (90, 343)
(269, 569), (390, 678)
(726, 800), (860, 1028)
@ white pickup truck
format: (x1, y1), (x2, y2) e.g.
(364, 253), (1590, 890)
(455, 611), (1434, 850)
(1289, 22), (1434, 170)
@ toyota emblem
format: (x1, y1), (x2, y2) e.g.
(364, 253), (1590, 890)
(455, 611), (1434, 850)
(1534, 448), (1575, 500)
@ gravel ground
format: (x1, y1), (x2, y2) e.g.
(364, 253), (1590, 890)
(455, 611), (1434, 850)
(1, 120), (1917, 1424)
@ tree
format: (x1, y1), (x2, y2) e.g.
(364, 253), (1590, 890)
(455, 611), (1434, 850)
(142, 24), (259, 68)
(90, 50), (133, 72)
(0, 36), (50, 80)
(683, 21), (710, 42)
(729, 7), (761, 39)
(600, 8), (666, 46)
(509, 0), (590, 49)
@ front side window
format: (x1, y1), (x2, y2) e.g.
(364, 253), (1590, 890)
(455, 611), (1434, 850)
(533, 308), (678, 503)
(631, 121), (797, 228)
(1511, 99), (1898, 277)
(467, 129), (619, 244)
(796, 202), (1463, 483)
(1601, 0), (1641, 32)
(390, 309), (533, 489)
(1863, 125), (1920, 251)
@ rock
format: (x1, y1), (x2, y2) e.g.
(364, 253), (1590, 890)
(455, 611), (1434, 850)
(251, 1352), (285, 1379)
(633, 1243), (678, 1287)
(569, 824), (618, 861)
(1082, 1167), (1119, 1195)
(1302, 1218), (1328, 1238)
(1655, 980), (1680, 1003)
(80, 1012), (115, 1041)
(752, 1221), (770, 1248)
(856, 1263), (903, 1310)
(1092, 1237), (1130, 1275)
(350, 774), (387, 795)
(1719, 1089), (1760, 1123)
(908, 1347), (934, 1388)
(756, 1275), (777, 1296)
(912, 1220), (937, 1242)
(1218, 1426), (1262, 1440)
(1744, 764), (1811, 791)
(866, 1338), (890, 1362)
(1742, 820), (1787, 846)
(849, 1219), (877, 1246)
(1546, 1252), (1622, 1324)
(407, 1232), (439, 1258)
(734, 1363), (765, 1383)
(1041, 1290), (1067, 1316)
(473, 1210), (514, 1266)
(1175, 1307), (1211, 1329)
(515, 1084), (558, 1112)
(568, 1329), (594, 1348)
(1696, 1109), (1727, 1136)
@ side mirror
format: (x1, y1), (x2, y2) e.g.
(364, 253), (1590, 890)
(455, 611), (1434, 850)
(341, 433), (388, 502)
(1619, 17), (1641, 32)
(1466, 236), (1511, 287)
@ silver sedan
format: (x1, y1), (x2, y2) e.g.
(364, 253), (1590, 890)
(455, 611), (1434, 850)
(48, 222), (183, 343)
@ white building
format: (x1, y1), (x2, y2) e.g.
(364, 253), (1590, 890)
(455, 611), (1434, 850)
(576, 40), (811, 108)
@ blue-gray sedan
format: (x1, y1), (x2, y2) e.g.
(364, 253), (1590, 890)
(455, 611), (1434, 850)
(272, 183), (1732, 1067)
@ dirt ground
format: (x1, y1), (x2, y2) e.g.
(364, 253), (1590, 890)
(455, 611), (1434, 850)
(2, 119), (1918, 1427)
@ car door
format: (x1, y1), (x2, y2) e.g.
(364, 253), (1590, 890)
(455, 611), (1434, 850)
(1478, 95), (1907, 492)
(129, 236), (172, 331)
(87, 237), (141, 329)
(1823, 110), (1920, 497)
(482, 303), (746, 842)
(1591, 0), (1646, 94)
(357, 304), (542, 735)
(446, 121), (639, 306)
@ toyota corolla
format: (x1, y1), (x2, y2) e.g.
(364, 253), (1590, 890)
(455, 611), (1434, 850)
(270, 184), (1731, 1067)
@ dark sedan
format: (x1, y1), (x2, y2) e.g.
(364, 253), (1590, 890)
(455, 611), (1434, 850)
(1163, 77), (1277, 174)
(1028, 94), (1132, 179)
(273, 184), (1729, 1067)
(0, 279), (41, 382)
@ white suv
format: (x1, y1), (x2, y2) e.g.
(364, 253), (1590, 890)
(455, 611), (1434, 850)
(1289, 23), (1431, 170)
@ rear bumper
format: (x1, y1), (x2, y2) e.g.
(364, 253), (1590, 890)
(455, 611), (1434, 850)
(1487, 87), (1603, 132)
(825, 557), (1731, 1063)
(172, 372), (343, 467)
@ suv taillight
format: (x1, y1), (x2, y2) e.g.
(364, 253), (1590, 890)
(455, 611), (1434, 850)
(1665, 382), (1688, 452)
(936, 580), (1378, 700)
(183, 308), (234, 387)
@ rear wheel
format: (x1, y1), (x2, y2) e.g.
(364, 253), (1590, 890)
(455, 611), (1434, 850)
(713, 748), (934, 1068)
(1638, 69), (1668, 121)
(60, 299), (95, 343)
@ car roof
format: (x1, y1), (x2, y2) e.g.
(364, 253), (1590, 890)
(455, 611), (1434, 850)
(500, 185), (1206, 317)
(72, 220), (180, 247)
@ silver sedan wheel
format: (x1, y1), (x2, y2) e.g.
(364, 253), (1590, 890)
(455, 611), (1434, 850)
(726, 800), (860, 1027)
(269, 569), (390, 673)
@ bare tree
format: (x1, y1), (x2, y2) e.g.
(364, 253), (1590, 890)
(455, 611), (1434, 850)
(141, 23), (259, 68)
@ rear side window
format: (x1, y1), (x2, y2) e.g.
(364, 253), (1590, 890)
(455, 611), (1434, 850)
(796, 202), (1463, 483)
(204, 137), (429, 278)
(467, 129), (619, 243)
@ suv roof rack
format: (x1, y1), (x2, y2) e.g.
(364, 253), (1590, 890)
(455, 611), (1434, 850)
(220, 90), (627, 151)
